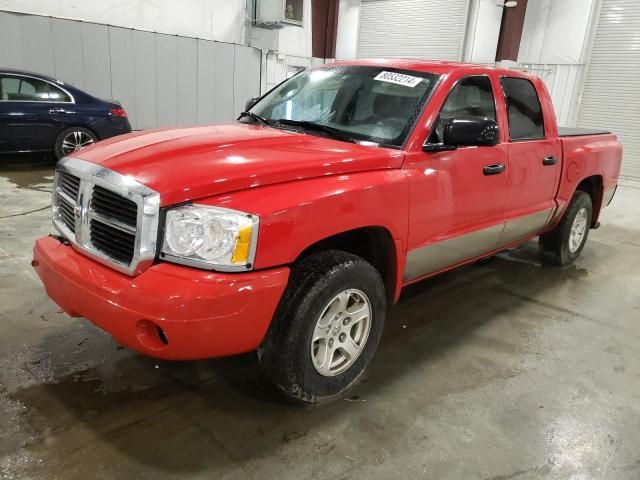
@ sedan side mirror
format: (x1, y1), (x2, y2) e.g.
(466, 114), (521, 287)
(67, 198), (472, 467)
(424, 116), (499, 152)
(245, 96), (261, 111)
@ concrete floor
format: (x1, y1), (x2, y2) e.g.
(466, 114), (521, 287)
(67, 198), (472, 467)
(1, 158), (639, 480)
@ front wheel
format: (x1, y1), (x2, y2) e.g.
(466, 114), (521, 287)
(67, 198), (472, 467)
(539, 190), (593, 266)
(258, 250), (386, 404)
(54, 127), (97, 160)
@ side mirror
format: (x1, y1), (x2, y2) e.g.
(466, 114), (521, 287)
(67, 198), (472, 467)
(424, 116), (499, 152)
(245, 96), (261, 111)
(443, 117), (499, 148)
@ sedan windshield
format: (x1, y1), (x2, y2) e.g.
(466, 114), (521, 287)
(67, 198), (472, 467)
(247, 66), (440, 148)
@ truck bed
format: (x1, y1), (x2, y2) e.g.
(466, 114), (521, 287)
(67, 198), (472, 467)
(558, 127), (611, 137)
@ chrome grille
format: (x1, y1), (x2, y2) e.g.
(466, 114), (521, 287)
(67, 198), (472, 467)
(52, 157), (160, 276)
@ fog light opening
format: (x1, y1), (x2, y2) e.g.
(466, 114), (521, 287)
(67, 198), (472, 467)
(136, 320), (169, 351)
(157, 326), (169, 346)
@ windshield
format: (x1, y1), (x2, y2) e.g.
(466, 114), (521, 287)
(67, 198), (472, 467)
(248, 66), (440, 148)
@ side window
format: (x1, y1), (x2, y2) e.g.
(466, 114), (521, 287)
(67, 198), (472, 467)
(428, 76), (496, 144)
(0, 75), (71, 102)
(500, 77), (544, 140)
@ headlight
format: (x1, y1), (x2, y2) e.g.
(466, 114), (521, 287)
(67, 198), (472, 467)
(161, 205), (259, 271)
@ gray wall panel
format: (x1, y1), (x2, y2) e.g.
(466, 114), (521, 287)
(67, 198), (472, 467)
(80, 23), (111, 101)
(108, 27), (137, 127)
(176, 37), (198, 126)
(155, 34), (177, 127)
(133, 30), (157, 129)
(233, 45), (261, 117)
(212, 42), (235, 122)
(2, 12), (267, 130)
(52, 18), (84, 89)
(20, 15), (55, 76)
(196, 40), (216, 124)
(0, 11), (23, 68)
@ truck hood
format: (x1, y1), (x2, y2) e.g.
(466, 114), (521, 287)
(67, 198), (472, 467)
(75, 124), (405, 206)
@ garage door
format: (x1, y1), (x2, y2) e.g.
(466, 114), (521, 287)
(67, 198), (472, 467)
(577, 0), (640, 179)
(357, 0), (470, 60)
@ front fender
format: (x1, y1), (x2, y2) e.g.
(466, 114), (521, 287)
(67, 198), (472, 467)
(196, 169), (410, 270)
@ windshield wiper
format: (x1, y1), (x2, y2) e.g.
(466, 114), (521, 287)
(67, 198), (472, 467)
(273, 119), (357, 144)
(238, 111), (271, 127)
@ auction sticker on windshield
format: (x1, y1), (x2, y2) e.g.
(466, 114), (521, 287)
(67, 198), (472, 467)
(374, 71), (423, 88)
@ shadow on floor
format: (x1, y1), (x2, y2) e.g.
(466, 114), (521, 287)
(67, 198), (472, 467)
(6, 241), (593, 473)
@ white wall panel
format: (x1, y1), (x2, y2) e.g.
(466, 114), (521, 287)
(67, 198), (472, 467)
(519, 0), (595, 64)
(0, 11), (22, 68)
(0, 0), (245, 44)
(155, 34), (178, 128)
(464, 0), (502, 63)
(336, 0), (361, 60)
(0, 11), (262, 130)
(233, 45), (262, 119)
(357, 0), (470, 60)
(109, 27), (137, 128)
(81, 23), (112, 101)
(51, 19), (85, 89)
(197, 40), (217, 125)
(133, 30), (157, 130)
(20, 15), (55, 76)
(212, 43), (236, 122)
(578, 0), (640, 179)
(176, 37), (198, 126)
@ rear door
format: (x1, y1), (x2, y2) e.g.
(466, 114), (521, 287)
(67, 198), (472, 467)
(0, 74), (74, 153)
(498, 76), (561, 246)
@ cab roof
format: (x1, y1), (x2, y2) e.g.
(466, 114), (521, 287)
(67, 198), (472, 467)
(323, 59), (526, 78)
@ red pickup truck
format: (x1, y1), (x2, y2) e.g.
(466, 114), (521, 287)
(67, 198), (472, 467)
(33, 60), (622, 403)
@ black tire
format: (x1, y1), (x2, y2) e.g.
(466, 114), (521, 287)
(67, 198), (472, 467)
(539, 190), (593, 266)
(258, 250), (386, 404)
(54, 127), (97, 160)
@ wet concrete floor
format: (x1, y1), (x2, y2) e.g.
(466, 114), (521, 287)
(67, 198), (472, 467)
(1, 157), (639, 479)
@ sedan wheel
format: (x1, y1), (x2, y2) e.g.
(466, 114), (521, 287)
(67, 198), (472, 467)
(61, 130), (95, 155)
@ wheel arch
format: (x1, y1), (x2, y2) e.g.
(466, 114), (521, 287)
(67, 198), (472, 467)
(575, 174), (604, 226)
(294, 226), (400, 305)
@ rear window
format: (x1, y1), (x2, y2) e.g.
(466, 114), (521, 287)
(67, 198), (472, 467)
(0, 75), (71, 102)
(500, 77), (544, 141)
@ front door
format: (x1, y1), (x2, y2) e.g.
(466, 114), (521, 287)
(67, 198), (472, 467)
(403, 74), (509, 283)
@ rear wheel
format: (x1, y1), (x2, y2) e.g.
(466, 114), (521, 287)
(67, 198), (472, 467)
(539, 190), (593, 266)
(258, 250), (386, 404)
(54, 127), (97, 160)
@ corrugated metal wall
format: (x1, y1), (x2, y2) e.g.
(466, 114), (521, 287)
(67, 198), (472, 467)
(357, 0), (470, 60)
(577, 0), (640, 179)
(0, 11), (261, 130)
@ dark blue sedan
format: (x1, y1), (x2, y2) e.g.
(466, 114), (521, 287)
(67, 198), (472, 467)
(0, 69), (131, 159)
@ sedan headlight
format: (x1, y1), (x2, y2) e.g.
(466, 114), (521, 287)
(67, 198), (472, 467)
(161, 205), (259, 271)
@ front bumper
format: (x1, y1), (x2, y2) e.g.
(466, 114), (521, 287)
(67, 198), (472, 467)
(33, 236), (289, 360)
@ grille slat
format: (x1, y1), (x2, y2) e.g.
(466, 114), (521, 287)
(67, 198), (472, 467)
(90, 220), (135, 264)
(89, 185), (138, 264)
(58, 172), (80, 200)
(58, 200), (75, 232)
(91, 186), (138, 226)
(90, 221), (136, 249)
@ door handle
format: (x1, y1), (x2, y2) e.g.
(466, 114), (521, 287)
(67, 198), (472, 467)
(48, 108), (66, 114)
(543, 156), (557, 166)
(483, 163), (506, 175)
